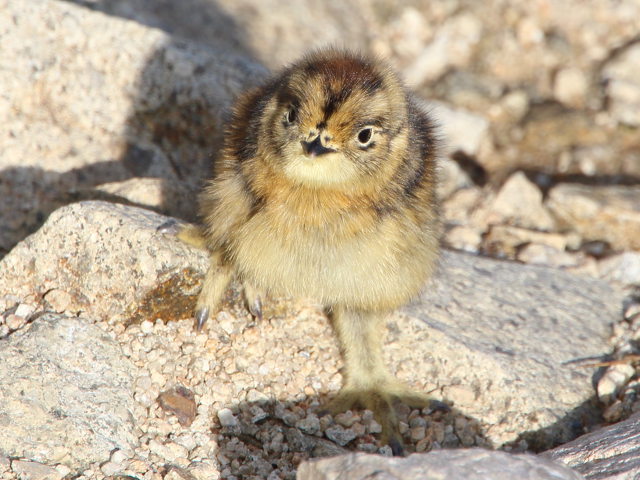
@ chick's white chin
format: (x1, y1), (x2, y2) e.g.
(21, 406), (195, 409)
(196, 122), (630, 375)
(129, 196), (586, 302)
(283, 154), (359, 187)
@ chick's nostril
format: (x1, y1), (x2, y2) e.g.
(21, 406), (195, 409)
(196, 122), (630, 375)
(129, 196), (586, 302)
(300, 136), (335, 157)
(300, 138), (314, 155)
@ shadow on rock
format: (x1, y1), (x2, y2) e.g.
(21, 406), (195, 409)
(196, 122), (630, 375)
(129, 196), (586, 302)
(199, 395), (478, 478)
(1, 0), (264, 258)
(62, 0), (254, 56)
(66, 0), (266, 205)
(512, 396), (604, 453)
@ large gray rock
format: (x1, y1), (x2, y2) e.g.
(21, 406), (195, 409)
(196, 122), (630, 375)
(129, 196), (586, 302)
(393, 250), (624, 448)
(542, 413), (640, 480)
(0, 201), (208, 323)
(0, 314), (136, 469)
(297, 450), (584, 480)
(0, 0), (266, 255)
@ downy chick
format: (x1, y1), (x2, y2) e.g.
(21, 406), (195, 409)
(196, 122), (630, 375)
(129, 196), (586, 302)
(181, 48), (441, 453)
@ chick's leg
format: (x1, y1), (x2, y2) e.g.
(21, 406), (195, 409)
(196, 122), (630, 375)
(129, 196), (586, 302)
(327, 307), (431, 454)
(172, 224), (233, 330)
(194, 250), (233, 331)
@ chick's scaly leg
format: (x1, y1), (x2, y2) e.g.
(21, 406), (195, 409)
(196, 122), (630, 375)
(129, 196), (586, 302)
(171, 224), (233, 330)
(195, 251), (233, 331)
(328, 307), (431, 454)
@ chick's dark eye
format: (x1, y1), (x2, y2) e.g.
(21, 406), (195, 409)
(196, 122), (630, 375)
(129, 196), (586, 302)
(357, 127), (373, 145)
(285, 107), (297, 124)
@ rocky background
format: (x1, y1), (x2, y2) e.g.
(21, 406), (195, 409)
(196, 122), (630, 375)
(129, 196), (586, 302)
(1, 0), (639, 479)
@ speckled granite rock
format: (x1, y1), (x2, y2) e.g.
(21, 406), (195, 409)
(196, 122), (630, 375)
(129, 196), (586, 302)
(297, 449), (584, 480)
(0, 314), (136, 469)
(394, 249), (623, 448)
(542, 413), (640, 480)
(0, 0), (266, 254)
(0, 201), (208, 324)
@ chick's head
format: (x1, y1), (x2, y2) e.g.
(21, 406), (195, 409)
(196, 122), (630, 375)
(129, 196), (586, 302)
(260, 50), (409, 190)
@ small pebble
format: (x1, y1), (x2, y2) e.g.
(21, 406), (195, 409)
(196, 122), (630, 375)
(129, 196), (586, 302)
(409, 416), (427, 428)
(164, 468), (186, 480)
(597, 364), (635, 405)
(296, 414), (321, 435)
(625, 303), (640, 321)
(416, 436), (431, 452)
(14, 303), (36, 318)
(410, 425), (426, 442)
(100, 461), (122, 477)
(5, 314), (25, 331)
(110, 449), (129, 465)
(357, 442), (378, 453)
(319, 414), (334, 431)
(216, 312), (237, 335)
(54, 465), (72, 477)
(334, 411), (358, 427)
(140, 320), (154, 334)
(281, 411), (300, 427)
(250, 406), (269, 423)
(189, 461), (221, 480)
(157, 385), (197, 427)
(351, 422), (366, 437)
(246, 389), (270, 403)
(217, 408), (239, 428)
(603, 399), (626, 423)
(325, 425), (357, 446)
(378, 445), (393, 456)
(368, 419), (382, 434)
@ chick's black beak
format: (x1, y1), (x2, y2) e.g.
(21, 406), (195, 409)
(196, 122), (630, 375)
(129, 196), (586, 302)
(301, 136), (335, 157)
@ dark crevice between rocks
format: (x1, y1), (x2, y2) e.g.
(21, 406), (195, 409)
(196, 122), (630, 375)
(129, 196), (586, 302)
(513, 396), (604, 454)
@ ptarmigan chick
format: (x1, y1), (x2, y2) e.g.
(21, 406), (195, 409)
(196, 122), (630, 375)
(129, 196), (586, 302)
(181, 48), (441, 454)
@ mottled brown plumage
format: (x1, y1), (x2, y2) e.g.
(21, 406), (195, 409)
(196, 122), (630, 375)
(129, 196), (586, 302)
(181, 48), (441, 453)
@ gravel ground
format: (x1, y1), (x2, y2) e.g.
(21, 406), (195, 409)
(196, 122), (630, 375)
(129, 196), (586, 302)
(0, 297), (489, 480)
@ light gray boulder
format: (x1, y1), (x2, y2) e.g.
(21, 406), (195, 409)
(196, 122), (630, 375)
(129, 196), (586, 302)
(542, 413), (640, 480)
(297, 449), (584, 480)
(0, 314), (136, 469)
(393, 248), (623, 448)
(0, 0), (266, 254)
(0, 201), (208, 324)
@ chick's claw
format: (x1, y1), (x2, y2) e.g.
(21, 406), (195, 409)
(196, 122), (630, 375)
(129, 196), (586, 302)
(243, 283), (264, 321)
(248, 296), (263, 321)
(156, 219), (181, 235)
(195, 307), (209, 332)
